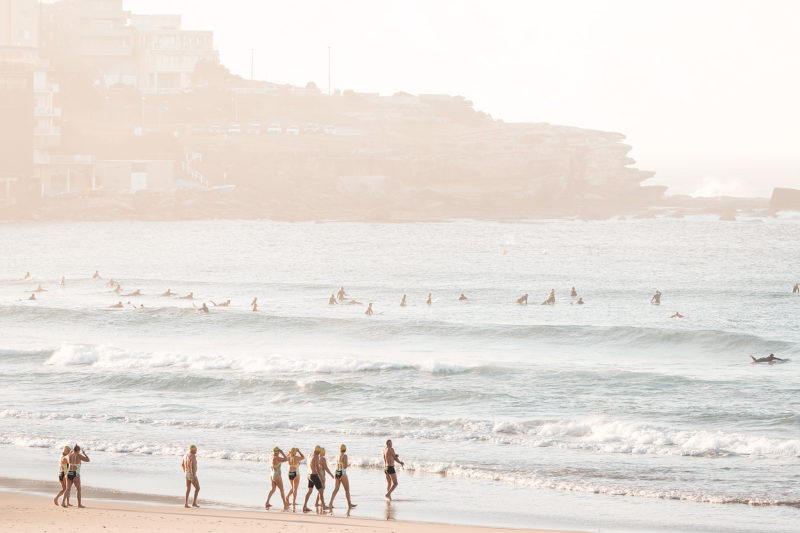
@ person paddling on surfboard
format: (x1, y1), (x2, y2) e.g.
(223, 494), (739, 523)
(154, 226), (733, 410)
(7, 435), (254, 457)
(750, 354), (786, 364)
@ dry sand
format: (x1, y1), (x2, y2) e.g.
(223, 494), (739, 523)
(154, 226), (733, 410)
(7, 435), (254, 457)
(0, 490), (580, 533)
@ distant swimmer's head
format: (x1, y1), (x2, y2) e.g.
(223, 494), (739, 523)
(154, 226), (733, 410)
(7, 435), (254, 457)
(190, 444), (197, 453)
(62, 445), (71, 455)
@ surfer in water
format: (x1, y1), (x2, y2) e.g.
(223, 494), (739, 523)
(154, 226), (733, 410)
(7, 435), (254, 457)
(211, 299), (230, 307)
(750, 354), (786, 364)
(670, 312), (685, 318)
(458, 293), (468, 301)
(365, 303), (374, 315)
(426, 293), (432, 305)
(111, 284), (122, 294)
(516, 293), (528, 305)
(27, 293), (36, 301)
(328, 294), (337, 305)
(33, 284), (47, 293)
(22, 271), (31, 280)
(574, 297), (584, 305)
(400, 294), (407, 307)
(337, 287), (348, 302)
(541, 289), (555, 305)
(160, 289), (175, 297)
(59, 276), (65, 287)
(92, 271), (100, 279)
(570, 286), (577, 297)
(793, 283), (799, 293)
(122, 289), (141, 297)
(194, 303), (210, 313)
(179, 292), (194, 300)
(651, 290), (662, 305)
(109, 301), (123, 309)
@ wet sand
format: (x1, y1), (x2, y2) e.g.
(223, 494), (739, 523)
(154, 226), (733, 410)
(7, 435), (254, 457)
(0, 490), (580, 533)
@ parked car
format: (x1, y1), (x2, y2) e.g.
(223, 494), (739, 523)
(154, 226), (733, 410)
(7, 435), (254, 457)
(285, 125), (300, 135)
(267, 123), (282, 134)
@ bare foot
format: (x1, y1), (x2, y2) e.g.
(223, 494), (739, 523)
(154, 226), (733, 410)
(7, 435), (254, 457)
(192, 503), (200, 508)
(61, 503), (67, 508)
(53, 498), (59, 505)
(302, 506), (311, 513)
(349, 503), (358, 508)
(265, 503), (272, 509)
(385, 493), (392, 501)
(78, 504), (86, 508)
(322, 505), (330, 511)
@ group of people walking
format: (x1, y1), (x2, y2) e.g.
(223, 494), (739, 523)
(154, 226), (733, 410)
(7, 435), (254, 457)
(57, 440), (405, 513)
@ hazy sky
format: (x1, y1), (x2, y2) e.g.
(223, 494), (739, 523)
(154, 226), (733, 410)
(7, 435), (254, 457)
(125, 0), (800, 196)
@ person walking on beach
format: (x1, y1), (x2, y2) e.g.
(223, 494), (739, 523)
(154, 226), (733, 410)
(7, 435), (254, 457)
(302, 446), (328, 512)
(265, 447), (288, 509)
(182, 444), (200, 508)
(61, 444), (90, 508)
(328, 444), (357, 509)
(285, 447), (304, 507)
(383, 439), (404, 501)
(54, 446), (70, 506)
(315, 448), (335, 508)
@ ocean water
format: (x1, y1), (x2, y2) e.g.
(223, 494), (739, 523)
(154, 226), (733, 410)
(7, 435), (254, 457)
(0, 218), (798, 532)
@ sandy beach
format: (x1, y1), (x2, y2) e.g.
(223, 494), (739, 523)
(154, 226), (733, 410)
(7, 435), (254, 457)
(0, 491), (577, 533)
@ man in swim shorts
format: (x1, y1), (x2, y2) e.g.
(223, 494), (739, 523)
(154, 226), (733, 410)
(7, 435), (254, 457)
(302, 446), (327, 512)
(182, 445), (200, 508)
(383, 439), (404, 501)
(750, 354), (786, 364)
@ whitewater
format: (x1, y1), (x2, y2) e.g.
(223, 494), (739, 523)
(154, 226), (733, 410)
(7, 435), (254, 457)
(0, 218), (798, 532)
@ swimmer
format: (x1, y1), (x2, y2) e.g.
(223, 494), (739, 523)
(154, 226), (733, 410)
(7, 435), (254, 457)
(650, 290), (662, 305)
(328, 294), (337, 305)
(112, 284), (122, 294)
(33, 284), (47, 292)
(383, 439), (404, 501)
(61, 444), (89, 508)
(59, 276), (65, 287)
(284, 447), (305, 507)
(516, 293), (528, 305)
(315, 448), (334, 508)
(337, 286), (348, 302)
(194, 303), (209, 313)
(182, 445), (200, 508)
(92, 271), (100, 279)
(211, 299), (230, 307)
(107, 279), (116, 288)
(793, 283), (799, 294)
(22, 271), (31, 280)
(160, 289), (174, 297)
(251, 297), (258, 307)
(265, 447), (288, 510)
(109, 301), (123, 309)
(28, 293), (36, 301)
(302, 446), (328, 512)
(365, 303), (373, 315)
(458, 293), (468, 301)
(426, 293), (432, 305)
(670, 312), (685, 318)
(400, 294), (407, 307)
(570, 286), (577, 297)
(572, 297), (584, 305)
(750, 354), (786, 364)
(122, 289), (142, 297)
(328, 444), (356, 509)
(179, 292), (194, 300)
(252, 301), (258, 311)
(345, 300), (363, 305)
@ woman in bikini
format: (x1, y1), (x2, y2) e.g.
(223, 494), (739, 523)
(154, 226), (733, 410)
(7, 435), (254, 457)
(54, 446), (70, 506)
(265, 447), (289, 509)
(284, 447), (305, 507)
(61, 444), (90, 508)
(328, 444), (357, 509)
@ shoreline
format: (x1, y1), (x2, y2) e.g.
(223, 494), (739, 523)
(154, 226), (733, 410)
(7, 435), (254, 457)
(0, 483), (580, 533)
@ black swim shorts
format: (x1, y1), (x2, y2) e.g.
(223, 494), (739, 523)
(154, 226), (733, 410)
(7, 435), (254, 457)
(384, 466), (396, 475)
(308, 473), (323, 490)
